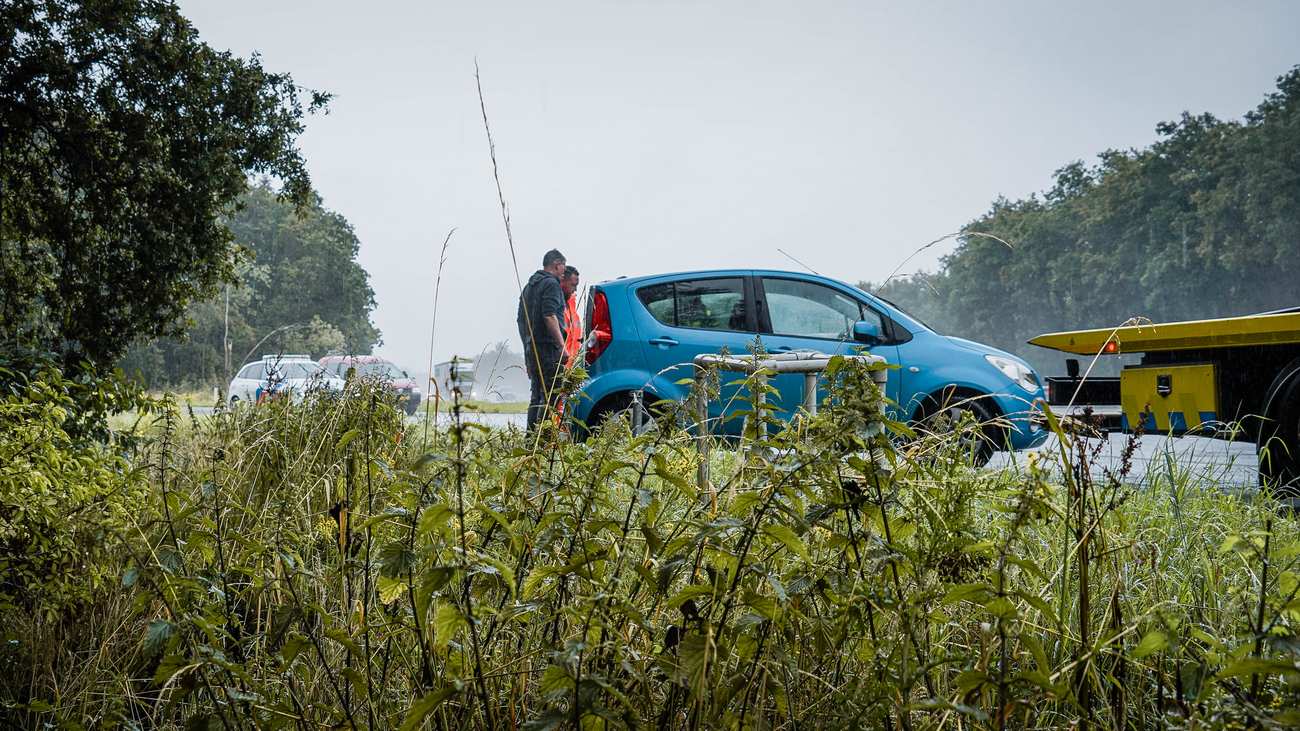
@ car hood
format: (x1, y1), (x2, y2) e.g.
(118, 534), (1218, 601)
(943, 336), (1031, 367)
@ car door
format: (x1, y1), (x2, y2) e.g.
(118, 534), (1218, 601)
(231, 363), (264, 402)
(755, 276), (900, 419)
(633, 275), (760, 435)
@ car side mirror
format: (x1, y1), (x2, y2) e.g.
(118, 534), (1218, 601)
(853, 320), (883, 345)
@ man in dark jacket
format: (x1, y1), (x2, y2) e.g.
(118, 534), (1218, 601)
(517, 249), (568, 430)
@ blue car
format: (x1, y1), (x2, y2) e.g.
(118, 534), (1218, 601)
(576, 269), (1049, 456)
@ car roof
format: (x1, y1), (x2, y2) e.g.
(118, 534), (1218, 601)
(596, 269), (859, 289)
(319, 354), (388, 364)
(237, 359), (321, 371)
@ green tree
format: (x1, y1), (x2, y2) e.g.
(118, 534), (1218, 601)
(865, 65), (1300, 373)
(120, 184), (381, 388)
(0, 0), (328, 369)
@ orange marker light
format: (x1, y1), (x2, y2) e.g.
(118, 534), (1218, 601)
(1103, 340), (1119, 354)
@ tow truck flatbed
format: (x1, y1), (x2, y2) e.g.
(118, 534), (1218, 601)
(1030, 308), (1300, 492)
(1029, 310), (1300, 355)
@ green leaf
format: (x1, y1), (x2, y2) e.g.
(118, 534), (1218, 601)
(476, 552), (518, 597)
(379, 541), (417, 578)
(743, 590), (779, 621)
(982, 596), (1017, 620)
(336, 428), (363, 451)
(433, 603), (467, 651)
(942, 584), (990, 606)
(280, 632), (310, 665)
(418, 504), (454, 539)
(728, 491), (763, 518)
(1217, 658), (1300, 679)
(1219, 535), (1245, 554)
(678, 633), (713, 696)
(668, 585), (715, 609)
(762, 524), (809, 562)
(378, 574), (408, 605)
(539, 664), (573, 697)
(1132, 630), (1168, 659)
(144, 619), (174, 657)
(399, 685), (462, 731)
(325, 627), (363, 659)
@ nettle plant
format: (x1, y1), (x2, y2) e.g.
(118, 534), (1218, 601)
(30, 357), (1298, 729)
(0, 364), (151, 616)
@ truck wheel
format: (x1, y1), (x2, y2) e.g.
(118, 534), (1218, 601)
(917, 387), (998, 467)
(1258, 359), (1300, 499)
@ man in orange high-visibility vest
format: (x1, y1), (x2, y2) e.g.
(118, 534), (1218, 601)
(550, 265), (583, 429)
(561, 265), (582, 367)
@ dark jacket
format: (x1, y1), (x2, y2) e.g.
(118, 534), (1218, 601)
(517, 270), (566, 350)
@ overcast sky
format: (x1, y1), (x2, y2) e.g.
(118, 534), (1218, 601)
(177, 0), (1300, 372)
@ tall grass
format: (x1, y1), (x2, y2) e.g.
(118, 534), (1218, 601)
(2, 361), (1298, 729)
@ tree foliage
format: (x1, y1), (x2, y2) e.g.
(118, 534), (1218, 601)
(121, 183), (382, 387)
(0, 0), (327, 368)
(0, 363), (149, 616)
(866, 66), (1300, 373)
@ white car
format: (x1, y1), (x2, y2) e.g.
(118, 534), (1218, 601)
(227, 355), (345, 405)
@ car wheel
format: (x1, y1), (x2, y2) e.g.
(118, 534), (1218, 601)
(581, 392), (661, 440)
(917, 388), (998, 467)
(1258, 360), (1300, 501)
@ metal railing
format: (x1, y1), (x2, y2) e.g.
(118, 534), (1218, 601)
(688, 350), (888, 503)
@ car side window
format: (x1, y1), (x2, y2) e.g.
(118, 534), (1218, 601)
(237, 364), (262, 379)
(677, 278), (747, 331)
(762, 278), (875, 340)
(637, 278), (750, 332)
(637, 283), (675, 326)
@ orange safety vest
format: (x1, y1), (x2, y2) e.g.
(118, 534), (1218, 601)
(563, 294), (582, 367)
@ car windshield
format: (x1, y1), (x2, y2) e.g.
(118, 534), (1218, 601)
(270, 362), (321, 379)
(864, 289), (940, 334)
(356, 362), (405, 379)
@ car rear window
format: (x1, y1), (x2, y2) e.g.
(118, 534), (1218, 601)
(637, 283), (675, 325)
(636, 278), (750, 332)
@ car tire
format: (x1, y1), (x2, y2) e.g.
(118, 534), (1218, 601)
(916, 387), (998, 467)
(1258, 359), (1300, 501)
(580, 392), (661, 440)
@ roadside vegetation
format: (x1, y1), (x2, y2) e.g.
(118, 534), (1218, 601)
(6, 5), (1300, 729)
(3, 360), (1298, 729)
(420, 398), (529, 414)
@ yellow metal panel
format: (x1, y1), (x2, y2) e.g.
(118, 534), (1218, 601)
(1120, 363), (1218, 434)
(1028, 311), (1300, 355)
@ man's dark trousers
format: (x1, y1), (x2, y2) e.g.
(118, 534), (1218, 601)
(525, 341), (564, 431)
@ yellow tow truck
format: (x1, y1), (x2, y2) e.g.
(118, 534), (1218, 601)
(1030, 308), (1300, 492)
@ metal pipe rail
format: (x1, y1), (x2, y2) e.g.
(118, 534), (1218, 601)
(689, 350), (888, 503)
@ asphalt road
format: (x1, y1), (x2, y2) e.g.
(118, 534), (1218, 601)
(988, 433), (1259, 489)
(186, 404), (1260, 488)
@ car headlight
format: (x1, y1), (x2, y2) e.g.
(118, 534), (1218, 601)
(985, 355), (1039, 392)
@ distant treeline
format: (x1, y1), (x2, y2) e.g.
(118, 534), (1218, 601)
(121, 184), (381, 388)
(864, 66), (1300, 374)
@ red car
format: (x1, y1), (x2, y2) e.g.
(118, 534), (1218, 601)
(318, 355), (423, 415)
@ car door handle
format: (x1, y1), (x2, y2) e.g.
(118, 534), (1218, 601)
(648, 336), (679, 348)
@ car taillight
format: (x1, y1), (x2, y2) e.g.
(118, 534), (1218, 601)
(586, 289), (613, 365)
